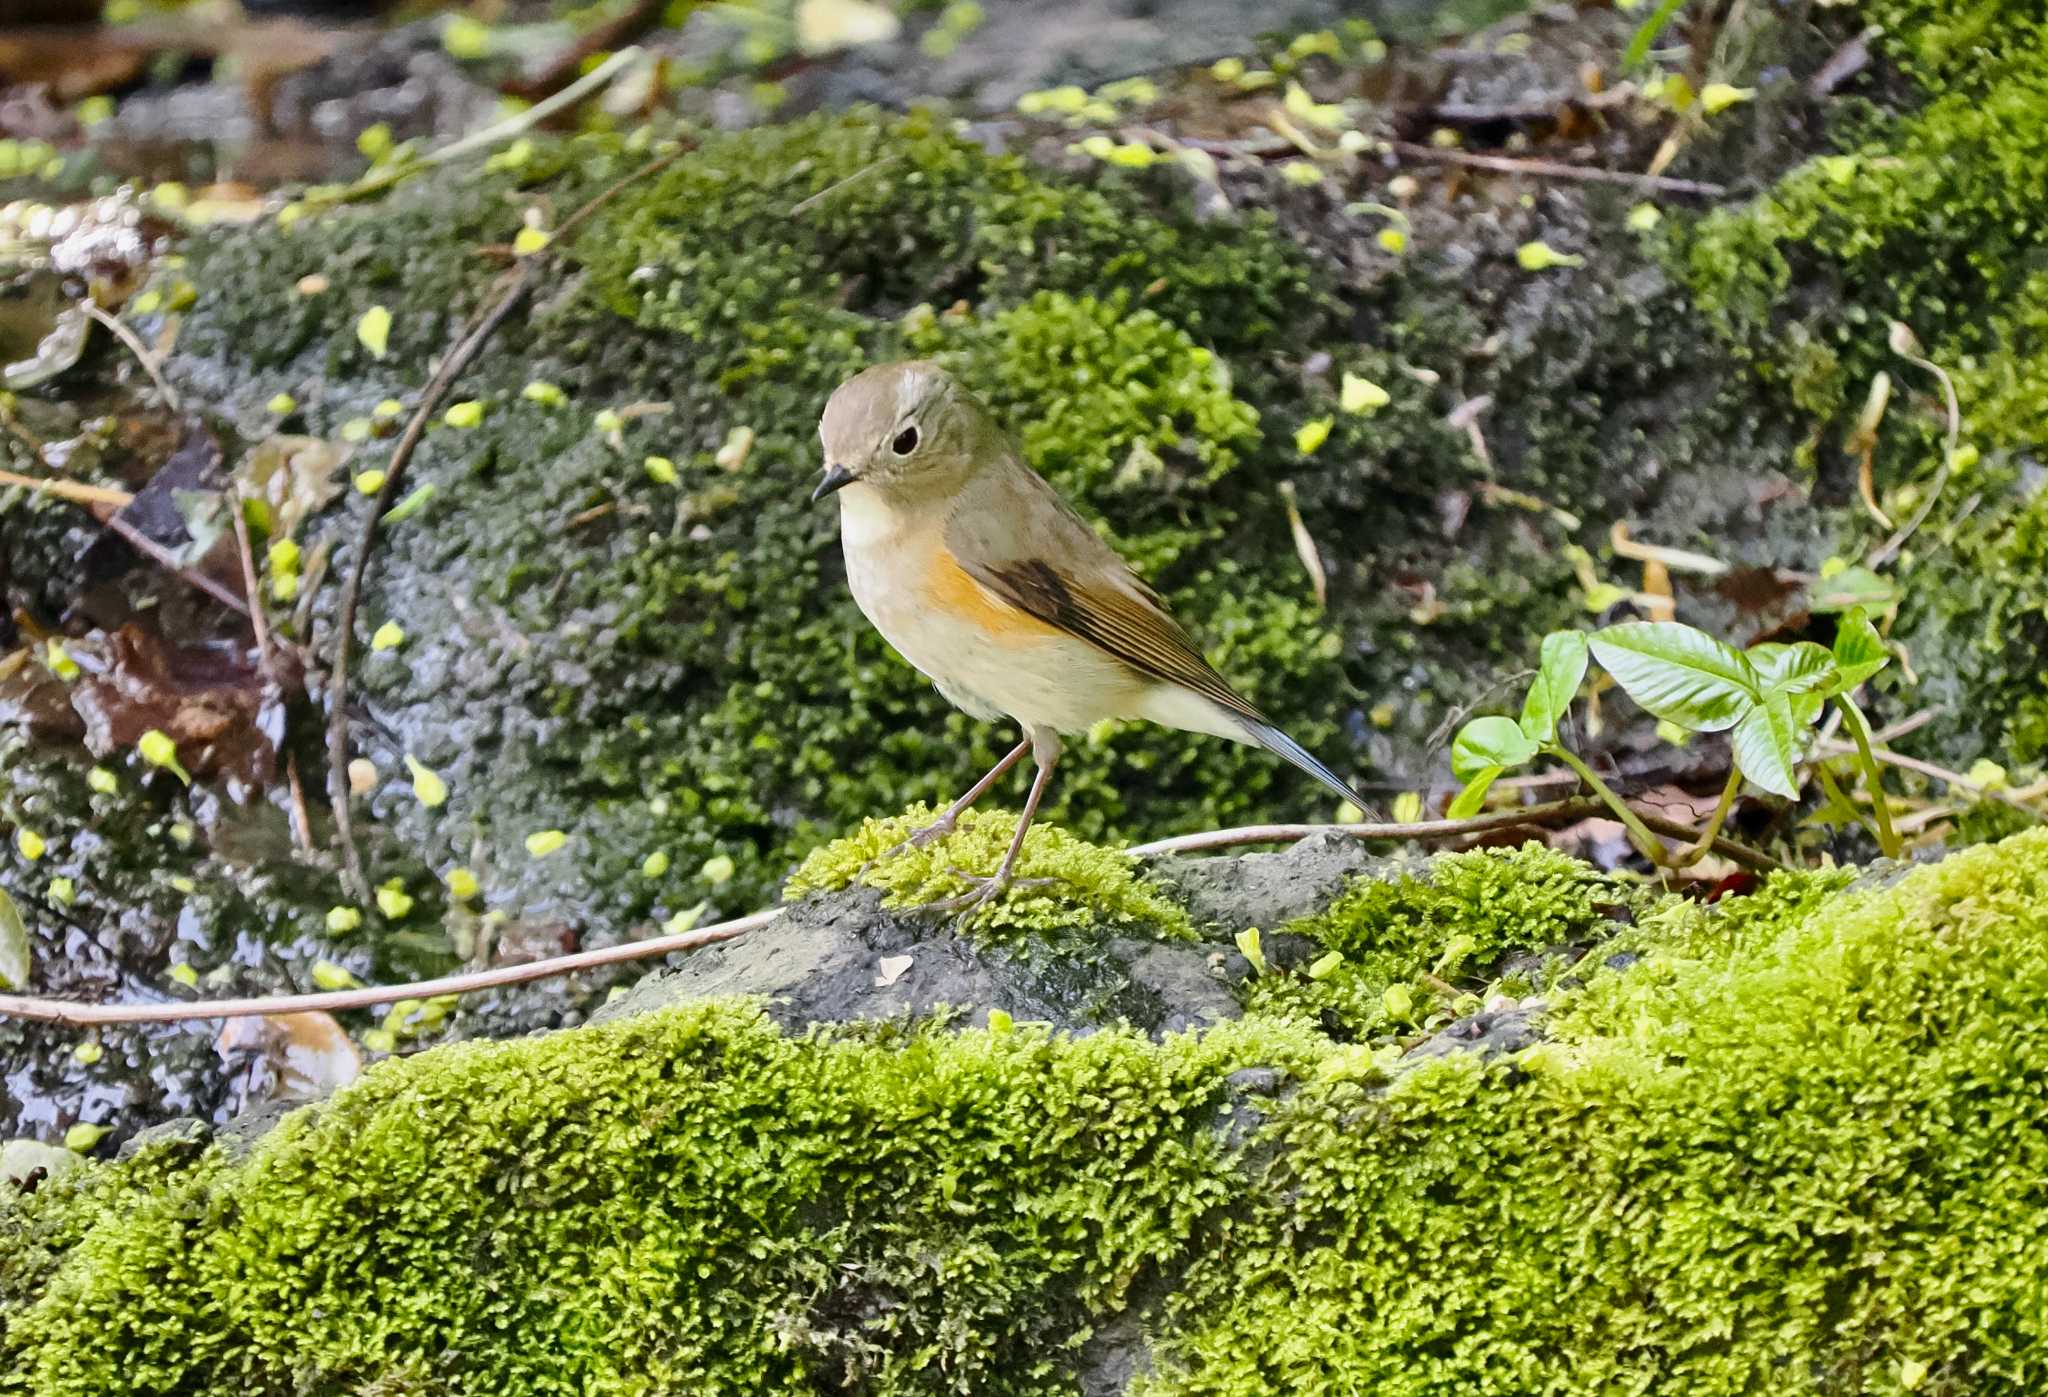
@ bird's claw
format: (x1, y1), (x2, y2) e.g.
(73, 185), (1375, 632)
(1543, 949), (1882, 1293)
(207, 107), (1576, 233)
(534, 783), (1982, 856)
(923, 870), (1058, 918)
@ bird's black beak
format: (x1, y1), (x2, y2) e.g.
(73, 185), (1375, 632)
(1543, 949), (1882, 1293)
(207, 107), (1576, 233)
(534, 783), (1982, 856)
(811, 463), (857, 503)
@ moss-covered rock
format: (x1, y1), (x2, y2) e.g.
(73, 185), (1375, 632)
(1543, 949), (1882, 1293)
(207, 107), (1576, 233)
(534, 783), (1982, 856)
(7, 832), (2048, 1393)
(1679, 0), (2048, 766)
(1246, 841), (1633, 1038)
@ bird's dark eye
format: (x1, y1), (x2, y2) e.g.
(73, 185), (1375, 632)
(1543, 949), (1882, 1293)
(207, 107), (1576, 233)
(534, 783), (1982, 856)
(891, 426), (919, 455)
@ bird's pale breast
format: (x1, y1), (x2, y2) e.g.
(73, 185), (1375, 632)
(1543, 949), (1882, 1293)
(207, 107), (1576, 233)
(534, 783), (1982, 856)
(838, 488), (1145, 732)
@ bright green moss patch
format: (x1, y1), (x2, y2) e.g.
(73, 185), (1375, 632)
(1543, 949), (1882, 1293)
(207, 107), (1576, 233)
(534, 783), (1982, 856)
(1250, 843), (1630, 1037)
(13, 836), (2048, 1391)
(1148, 829), (2048, 1395)
(785, 803), (1194, 940)
(1, 1001), (1325, 1396)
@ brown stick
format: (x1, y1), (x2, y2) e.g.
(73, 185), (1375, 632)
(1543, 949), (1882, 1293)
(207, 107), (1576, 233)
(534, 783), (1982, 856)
(80, 300), (181, 411)
(0, 911), (780, 1027)
(0, 467), (132, 507)
(322, 148), (691, 901)
(101, 514), (250, 617)
(1385, 141), (1729, 197)
(0, 787), (1787, 1027)
(323, 267), (531, 900)
(1126, 797), (1783, 870)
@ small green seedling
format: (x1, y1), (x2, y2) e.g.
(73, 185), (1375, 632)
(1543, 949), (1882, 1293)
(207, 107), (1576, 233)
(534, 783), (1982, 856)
(1449, 608), (1899, 864)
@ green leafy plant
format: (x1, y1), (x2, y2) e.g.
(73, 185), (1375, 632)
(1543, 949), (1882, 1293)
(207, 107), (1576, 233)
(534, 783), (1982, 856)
(1449, 609), (1900, 864)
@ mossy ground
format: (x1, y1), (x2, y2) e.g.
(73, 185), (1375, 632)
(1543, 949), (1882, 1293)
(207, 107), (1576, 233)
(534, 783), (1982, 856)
(785, 803), (1194, 940)
(1246, 841), (1632, 1038)
(9, 832), (2048, 1394)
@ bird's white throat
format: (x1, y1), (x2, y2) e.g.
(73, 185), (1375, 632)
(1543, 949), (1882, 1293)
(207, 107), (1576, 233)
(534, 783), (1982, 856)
(834, 481), (906, 548)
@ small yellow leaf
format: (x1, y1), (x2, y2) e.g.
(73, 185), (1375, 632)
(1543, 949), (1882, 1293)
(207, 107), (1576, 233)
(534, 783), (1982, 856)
(404, 756), (447, 808)
(1699, 83), (1755, 115)
(1295, 417), (1333, 454)
(356, 305), (392, 358)
(310, 960), (360, 990)
(1340, 373), (1390, 414)
(443, 400), (485, 429)
(511, 226), (551, 257)
(526, 829), (567, 858)
(370, 621), (404, 652)
(1516, 241), (1585, 272)
(445, 867), (480, 900)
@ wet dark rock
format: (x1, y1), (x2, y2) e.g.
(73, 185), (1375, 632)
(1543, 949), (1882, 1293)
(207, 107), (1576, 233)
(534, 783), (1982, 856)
(1405, 1001), (1545, 1061)
(595, 886), (1244, 1038)
(1149, 830), (1373, 934)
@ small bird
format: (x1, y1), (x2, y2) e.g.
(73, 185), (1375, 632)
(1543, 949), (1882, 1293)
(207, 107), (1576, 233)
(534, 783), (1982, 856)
(814, 360), (1371, 909)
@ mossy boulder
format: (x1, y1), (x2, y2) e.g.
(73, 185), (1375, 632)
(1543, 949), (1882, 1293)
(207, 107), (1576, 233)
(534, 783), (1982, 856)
(8, 830), (2048, 1393)
(1680, 0), (2048, 767)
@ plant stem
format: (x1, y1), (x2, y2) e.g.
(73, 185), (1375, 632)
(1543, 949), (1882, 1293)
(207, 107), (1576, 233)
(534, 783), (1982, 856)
(1548, 745), (1667, 866)
(1668, 766), (1743, 869)
(1836, 696), (1903, 859)
(1813, 760), (1883, 846)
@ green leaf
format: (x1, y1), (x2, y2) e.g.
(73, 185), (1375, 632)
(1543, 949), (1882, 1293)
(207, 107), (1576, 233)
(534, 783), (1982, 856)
(1446, 767), (1502, 819)
(1748, 641), (1836, 698)
(1731, 687), (1803, 798)
(1451, 716), (1538, 779)
(1588, 622), (1760, 733)
(1809, 565), (1899, 614)
(1831, 608), (1890, 689)
(0, 886), (27, 991)
(1519, 631), (1590, 744)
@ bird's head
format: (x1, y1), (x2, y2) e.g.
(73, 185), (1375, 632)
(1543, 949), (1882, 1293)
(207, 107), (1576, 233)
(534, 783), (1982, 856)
(813, 360), (996, 505)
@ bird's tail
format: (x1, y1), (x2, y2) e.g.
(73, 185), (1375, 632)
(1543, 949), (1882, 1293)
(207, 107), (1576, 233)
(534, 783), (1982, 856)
(1241, 718), (1379, 819)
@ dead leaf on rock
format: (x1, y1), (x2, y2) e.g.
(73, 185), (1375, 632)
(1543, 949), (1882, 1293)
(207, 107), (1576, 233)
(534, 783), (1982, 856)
(875, 954), (914, 988)
(216, 1010), (360, 1109)
(66, 623), (290, 796)
(238, 434), (349, 541)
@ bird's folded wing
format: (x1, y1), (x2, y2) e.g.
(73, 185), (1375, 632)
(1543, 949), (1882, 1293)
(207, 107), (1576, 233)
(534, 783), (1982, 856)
(960, 551), (1267, 726)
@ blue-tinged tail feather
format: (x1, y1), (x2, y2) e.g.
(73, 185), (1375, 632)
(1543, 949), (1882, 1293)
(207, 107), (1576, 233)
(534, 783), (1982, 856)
(1241, 719), (1378, 817)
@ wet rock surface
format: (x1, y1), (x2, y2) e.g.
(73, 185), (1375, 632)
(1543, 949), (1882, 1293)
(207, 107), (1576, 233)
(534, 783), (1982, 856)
(597, 884), (1250, 1038)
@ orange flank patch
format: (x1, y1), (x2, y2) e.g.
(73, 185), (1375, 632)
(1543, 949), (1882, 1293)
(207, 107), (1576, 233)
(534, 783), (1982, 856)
(922, 549), (1065, 642)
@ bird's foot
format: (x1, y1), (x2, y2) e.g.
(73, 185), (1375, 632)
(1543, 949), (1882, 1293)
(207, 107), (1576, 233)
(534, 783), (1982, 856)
(924, 869), (1058, 918)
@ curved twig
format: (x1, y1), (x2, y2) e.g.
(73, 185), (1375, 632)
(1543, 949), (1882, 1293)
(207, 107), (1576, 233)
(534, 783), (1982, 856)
(323, 148), (688, 902)
(0, 789), (1786, 1028)
(0, 911), (780, 1027)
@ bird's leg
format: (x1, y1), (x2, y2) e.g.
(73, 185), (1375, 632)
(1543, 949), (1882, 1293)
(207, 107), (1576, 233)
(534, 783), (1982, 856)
(874, 738), (1031, 865)
(942, 731), (1061, 915)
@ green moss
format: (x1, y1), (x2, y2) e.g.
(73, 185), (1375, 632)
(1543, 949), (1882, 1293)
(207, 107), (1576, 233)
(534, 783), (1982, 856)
(1672, 1), (2048, 767)
(2, 1001), (1326, 1396)
(1149, 828), (2048, 1394)
(1249, 843), (1630, 1037)
(14, 835), (2048, 1391)
(1892, 484), (2048, 765)
(785, 803), (1194, 940)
